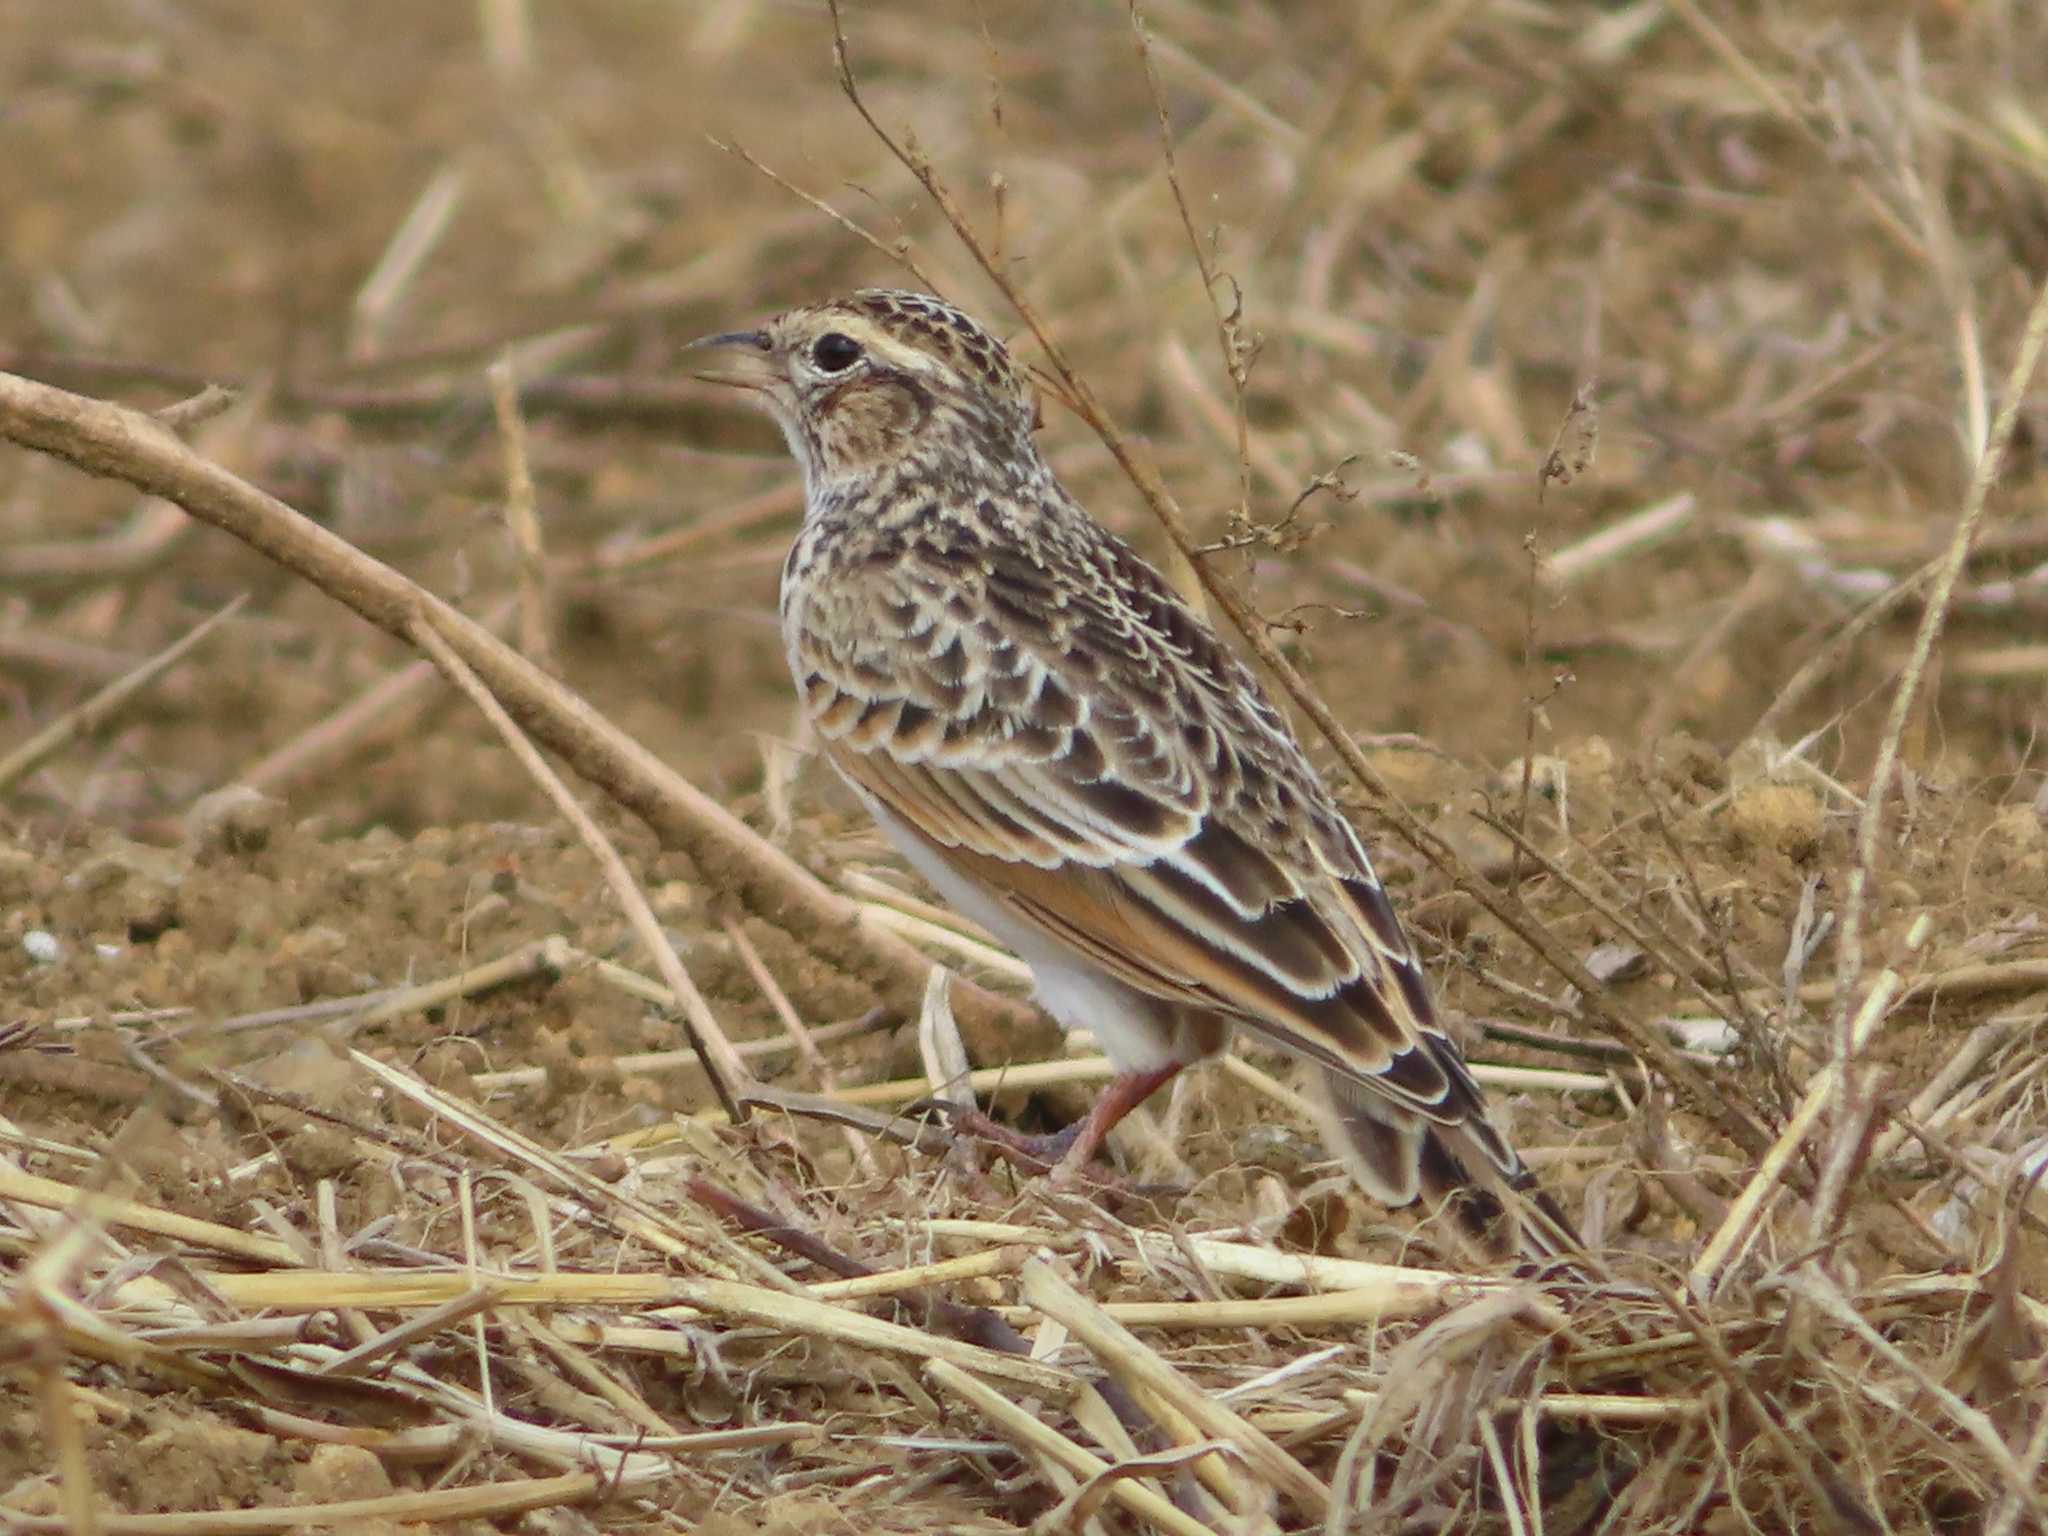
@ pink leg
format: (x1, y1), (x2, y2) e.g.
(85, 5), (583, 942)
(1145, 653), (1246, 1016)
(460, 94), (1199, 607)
(941, 1062), (1186, 1179)
(1050, 1062), (1186, 1177)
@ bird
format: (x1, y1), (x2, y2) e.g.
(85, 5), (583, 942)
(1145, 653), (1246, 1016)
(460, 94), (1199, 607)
(684, 288), (1578, 1264)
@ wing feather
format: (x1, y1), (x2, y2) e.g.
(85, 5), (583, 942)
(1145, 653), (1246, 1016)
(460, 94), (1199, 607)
(791, 544), (1528, 1192)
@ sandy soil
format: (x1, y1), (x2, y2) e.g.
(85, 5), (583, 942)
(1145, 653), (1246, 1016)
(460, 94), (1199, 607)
(4, 2), (2047, 1531)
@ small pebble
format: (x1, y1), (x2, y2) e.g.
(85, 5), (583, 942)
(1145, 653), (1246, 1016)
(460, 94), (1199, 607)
(1235, 1122), (1326, 1177)
(1665, 1015), (1740, 1054)
(24, 930), (62, 964)
(293, 1442), (390, 1504)
(185, 784), (285, 857)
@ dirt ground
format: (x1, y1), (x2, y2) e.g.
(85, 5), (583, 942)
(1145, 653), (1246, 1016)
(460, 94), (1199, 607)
(4, 2), (2048, 1532)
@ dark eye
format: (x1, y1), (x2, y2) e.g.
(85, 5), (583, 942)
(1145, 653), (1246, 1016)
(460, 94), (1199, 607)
(811, 332), (862, 373)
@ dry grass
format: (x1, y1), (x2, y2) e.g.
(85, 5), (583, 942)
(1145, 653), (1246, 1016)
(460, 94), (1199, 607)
(5, 1), (2048, 1531)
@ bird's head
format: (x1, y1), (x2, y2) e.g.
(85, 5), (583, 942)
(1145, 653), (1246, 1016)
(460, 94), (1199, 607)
(683, 289), (1040, 488)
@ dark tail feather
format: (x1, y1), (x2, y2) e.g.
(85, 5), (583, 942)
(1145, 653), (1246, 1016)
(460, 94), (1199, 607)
(1320, 1070), (1584, 1272)
(1420, 1126), (1584, 1272)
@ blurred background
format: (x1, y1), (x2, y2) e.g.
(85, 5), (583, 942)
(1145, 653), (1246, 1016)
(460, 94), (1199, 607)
(6, 9), (2048, 1526)
(7, 0), (2044, 838)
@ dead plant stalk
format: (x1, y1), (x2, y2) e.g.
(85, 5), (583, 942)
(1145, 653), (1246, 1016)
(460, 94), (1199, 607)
(1826, 270), (2048, 1205)
(823, 0), (1767, 1161)
(0, 366), (1045, 1063)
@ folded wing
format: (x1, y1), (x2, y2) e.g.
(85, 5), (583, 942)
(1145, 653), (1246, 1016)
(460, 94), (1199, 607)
(789, 534), (1567, 1253)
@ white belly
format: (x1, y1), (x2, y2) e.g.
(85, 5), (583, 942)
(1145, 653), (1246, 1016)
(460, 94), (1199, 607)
(854, 785), (1188, 1073)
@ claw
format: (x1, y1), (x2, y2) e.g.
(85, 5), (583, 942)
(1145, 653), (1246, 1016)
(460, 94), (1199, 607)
(912, 1100), (1078, 1174)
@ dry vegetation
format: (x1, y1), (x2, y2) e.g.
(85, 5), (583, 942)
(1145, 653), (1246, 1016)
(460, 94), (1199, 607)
(5, 1), (2048, 1532)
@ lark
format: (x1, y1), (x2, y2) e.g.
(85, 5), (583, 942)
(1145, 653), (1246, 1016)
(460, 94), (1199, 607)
(686, 289), (1576, 1262)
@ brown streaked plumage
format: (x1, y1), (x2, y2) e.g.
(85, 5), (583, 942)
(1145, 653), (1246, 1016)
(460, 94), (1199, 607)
(686, 288), (1578, 1264)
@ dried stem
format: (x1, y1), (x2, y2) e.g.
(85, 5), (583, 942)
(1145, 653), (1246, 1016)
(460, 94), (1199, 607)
(823, 0), (1762, 1159)
(0, 593), (245, 793)
(1828, 270), (2048, 1148)
(0, 366), (1047, 1065)
(406, 614), (750, 1120)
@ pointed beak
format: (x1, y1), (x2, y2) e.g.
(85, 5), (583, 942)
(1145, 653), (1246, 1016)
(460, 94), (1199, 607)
(681, 329), (777, 390)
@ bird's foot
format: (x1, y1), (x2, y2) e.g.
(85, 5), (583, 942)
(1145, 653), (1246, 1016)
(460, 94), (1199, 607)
(915, 1102), (1084, 1177)
(914, 1100), (1188, 1211)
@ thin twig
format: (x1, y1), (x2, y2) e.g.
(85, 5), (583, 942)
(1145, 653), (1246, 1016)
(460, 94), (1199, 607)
(723, 914), (878, 1174)
(0, 594), (247, 793)
(1129, 2), (1255, 535)
(822, 0), (1764, 1160)
(406, 614), (750, 1120)
(487, 352), (555, 670)
(0, 366), (1048, 1065)
(1827, 270), (2048, 1174)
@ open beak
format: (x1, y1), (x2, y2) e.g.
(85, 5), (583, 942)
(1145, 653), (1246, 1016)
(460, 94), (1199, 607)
(681, 329), (777, 390)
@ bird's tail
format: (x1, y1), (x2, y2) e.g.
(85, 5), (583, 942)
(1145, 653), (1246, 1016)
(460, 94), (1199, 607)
(1318, 1067), (1584, 1273)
